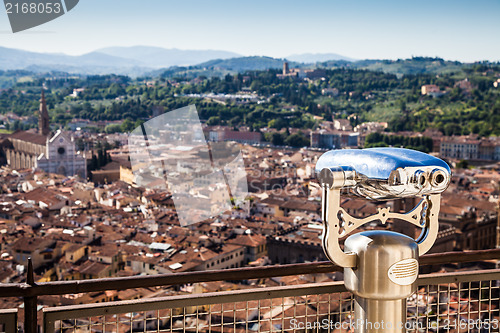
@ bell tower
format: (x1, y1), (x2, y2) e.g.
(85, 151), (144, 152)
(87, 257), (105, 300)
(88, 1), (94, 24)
(39, 90), (50, 136)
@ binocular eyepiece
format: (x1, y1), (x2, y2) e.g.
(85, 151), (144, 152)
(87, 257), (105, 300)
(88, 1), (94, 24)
(409, 168), (447, 188)
(316, 148), (451, 200)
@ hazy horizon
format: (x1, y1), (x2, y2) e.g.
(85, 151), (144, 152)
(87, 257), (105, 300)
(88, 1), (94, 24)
(1, 45), (498, 64)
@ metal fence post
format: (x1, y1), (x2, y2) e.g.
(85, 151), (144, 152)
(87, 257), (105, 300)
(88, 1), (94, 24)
(24, 258), (37, 333)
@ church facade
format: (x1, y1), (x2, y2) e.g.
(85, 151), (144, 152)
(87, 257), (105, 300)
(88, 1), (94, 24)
(2, 91), (87, 179)
(37, 130), (86, 178)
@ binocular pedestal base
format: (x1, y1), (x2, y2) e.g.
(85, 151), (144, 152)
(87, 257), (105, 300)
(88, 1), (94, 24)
(354, 298), (406, 333)
(344, 231), (419, 333)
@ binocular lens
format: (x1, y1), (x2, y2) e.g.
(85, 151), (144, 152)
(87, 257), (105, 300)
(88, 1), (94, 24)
(412, 170), (427, 189)
(431, 170), (446, 187)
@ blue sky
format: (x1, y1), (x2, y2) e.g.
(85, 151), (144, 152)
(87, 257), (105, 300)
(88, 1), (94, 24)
(1, 0), (499, 61)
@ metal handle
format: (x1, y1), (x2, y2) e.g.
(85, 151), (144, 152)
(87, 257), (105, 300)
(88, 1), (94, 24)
(321, 185), (440, 268)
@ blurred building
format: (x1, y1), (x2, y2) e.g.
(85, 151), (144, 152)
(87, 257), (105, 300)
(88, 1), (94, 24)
(440, 136), (500, 161)
(310, 130), (359, 149)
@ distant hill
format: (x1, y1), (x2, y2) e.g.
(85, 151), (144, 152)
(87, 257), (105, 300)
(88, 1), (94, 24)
(197, 56), (295, 71)
(96, 46), (241, 68)
(174, 56), (466, 78)
(0, 47), (145, 68)
(0, 46), (475, 78)
(0, 46), (149, 76)
(286, 52), (356, 63)
(155, 56), (466, 78)
(357, 57), (464, 75)
(320, 57), (465, 75)
(152, 56), (305, 78)
(0, 46), (241, 76)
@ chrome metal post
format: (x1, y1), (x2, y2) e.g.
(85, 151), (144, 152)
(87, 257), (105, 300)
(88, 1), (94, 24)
(354, 299), (406, 333)
(344, 231), (418, 333)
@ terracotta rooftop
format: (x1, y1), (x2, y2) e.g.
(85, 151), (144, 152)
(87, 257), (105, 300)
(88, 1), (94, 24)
(8, 130), (48, 146)
(23, 187), (69, 208)
(76, 260), (110, 276)
(227, 234), (266, 247)
(10, 236), (54, 253)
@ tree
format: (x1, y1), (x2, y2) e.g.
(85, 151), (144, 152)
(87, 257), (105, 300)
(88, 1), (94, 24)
(121, 119), (135, 132)
(268, 118), (287, 130)
(456, 160), (469, 169)
(88, 154), (98, 174)
(443, 123), (462, 136)
(285, 132), (310, 148)
(105, 124), (122, 134)
(207, 116), (221, 126)
(264, 132), (285, 146)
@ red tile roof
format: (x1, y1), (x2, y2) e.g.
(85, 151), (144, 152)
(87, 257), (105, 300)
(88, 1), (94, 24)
(8, 131), (47, 146)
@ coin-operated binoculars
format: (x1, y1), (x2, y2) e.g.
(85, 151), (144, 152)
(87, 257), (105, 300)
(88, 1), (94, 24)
(316, 148), (451, 333)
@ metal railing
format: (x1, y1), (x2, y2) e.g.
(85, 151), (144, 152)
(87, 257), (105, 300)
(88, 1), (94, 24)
(42, 269), (500, 332)
(1, 249), (500, 332)
(44, 281), (351, 332)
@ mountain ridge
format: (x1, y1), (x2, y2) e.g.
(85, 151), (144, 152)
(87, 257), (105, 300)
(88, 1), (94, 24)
(96, 46), (242, 68)
(286, 52), (356, 63)
(0, 46), (477, 77)
(0, 46), (356, 76)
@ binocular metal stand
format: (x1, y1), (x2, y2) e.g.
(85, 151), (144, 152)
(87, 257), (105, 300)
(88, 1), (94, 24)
(317, 148), (451, 333)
